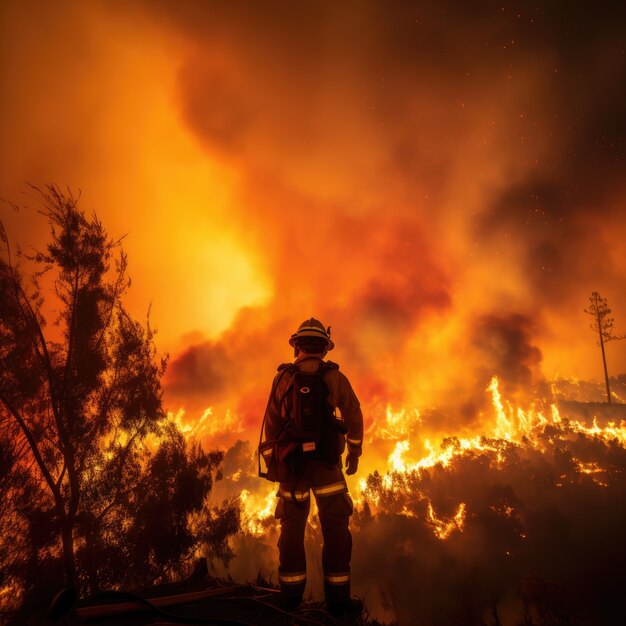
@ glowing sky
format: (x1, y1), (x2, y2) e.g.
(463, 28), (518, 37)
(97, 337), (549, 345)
(2, 1), (626, 434)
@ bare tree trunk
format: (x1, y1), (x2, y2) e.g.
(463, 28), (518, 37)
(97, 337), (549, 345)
(600, 337), (612, 403)
(598, 314), (612, 403)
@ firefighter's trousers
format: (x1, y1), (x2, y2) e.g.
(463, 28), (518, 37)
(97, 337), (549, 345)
(274, 460), (353, 605)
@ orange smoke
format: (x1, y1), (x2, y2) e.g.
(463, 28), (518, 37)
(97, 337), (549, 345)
(3, 5), (626, 622)
(3, 1), (626, 507)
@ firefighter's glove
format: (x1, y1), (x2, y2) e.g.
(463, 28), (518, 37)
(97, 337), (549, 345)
(345, 453), (359, 476)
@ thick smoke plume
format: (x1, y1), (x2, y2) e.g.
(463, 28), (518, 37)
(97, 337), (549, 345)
(149, 0), (626, 422)
(3, 2), (626, 624)
(3, 1), (626, 415)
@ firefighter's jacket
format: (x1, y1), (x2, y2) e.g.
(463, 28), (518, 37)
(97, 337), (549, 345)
(263, 354), (364, 459)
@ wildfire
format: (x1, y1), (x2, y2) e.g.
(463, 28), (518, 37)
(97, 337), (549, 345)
(168, 407), (244, 440)
(381, 376), (626, 472)
(427, 502), (466, 540)
(353, 376), (626, 539)
(368, 404), (422, 442)
(239, 488), (276, 537)
(235, 375), (626, 543)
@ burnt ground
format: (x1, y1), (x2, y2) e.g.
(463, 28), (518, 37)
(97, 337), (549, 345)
(9, 563), (385, 626)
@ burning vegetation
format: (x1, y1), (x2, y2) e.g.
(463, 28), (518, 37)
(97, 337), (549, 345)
(3, 193), (626, 625)
(2, 192), (626, 626)
(2, 2), (626, 624)
(220, 376), (626, 624)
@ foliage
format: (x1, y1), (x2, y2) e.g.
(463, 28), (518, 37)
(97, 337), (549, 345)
(584, 291), (622, 344)
(356, 420), (626, 625)
(0, 185), (239, 605)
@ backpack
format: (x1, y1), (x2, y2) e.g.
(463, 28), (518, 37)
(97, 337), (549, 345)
(258, 361), (347, 482)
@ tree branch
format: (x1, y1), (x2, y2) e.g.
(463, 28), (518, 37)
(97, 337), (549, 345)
(95, 417), (149, 523)
(56, 460), (67, 489)
(62, 267), (80, 396)
(0, 392), (65, 518)
(7, 257), (67, 443)
(94, 251), (127, 352)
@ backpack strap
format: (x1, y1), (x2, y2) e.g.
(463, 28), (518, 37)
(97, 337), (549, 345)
(276, 365), (299, 424)
(258, 364), (296, 478)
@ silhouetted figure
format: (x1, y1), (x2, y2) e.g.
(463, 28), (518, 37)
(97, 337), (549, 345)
(259, 318), (363, 617)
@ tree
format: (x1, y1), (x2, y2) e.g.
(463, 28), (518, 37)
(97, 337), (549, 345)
(0, 186), (239, 599)
(584, 292), (624, 403)
(76, 424), (239, 593)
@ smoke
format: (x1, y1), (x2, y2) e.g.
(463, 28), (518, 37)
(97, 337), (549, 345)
(166, 341), (230, 401)
(139, 0), (626, 415)
(4, 3), (626, 623)
(470, 312), (543, 391)
(3, 0), (626, 409)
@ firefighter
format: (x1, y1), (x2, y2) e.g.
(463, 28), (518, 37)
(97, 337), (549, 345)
(262, 318), (364, 617)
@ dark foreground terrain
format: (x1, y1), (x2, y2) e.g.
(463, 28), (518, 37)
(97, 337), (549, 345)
(7, 560), (382, 626)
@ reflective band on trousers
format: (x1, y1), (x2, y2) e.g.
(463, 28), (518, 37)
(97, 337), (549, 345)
(313, 481), (347, 497)
(325, 572), (350, 585)
(279, 489), (310, 501)
(279, 571), (306, 584)
(347, 437), (362, 446)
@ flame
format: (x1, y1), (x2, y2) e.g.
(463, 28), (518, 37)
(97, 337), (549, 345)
(369, 404), (422, 442)
(427, 502), (467, 540)
(239, 487), (277, 537)
(353, 375), (626, 539)
(169, 408), (195, 435)
(166, 407), (244, 441)
(389, 440), (411, 473)
(576, 461), (603, 475)
(166, 375), (625, 546)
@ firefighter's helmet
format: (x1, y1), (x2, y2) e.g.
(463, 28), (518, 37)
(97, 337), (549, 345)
(289, 318), (334, 350)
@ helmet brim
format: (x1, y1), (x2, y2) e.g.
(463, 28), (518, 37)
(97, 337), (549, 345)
(289, 331), (334, 351)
